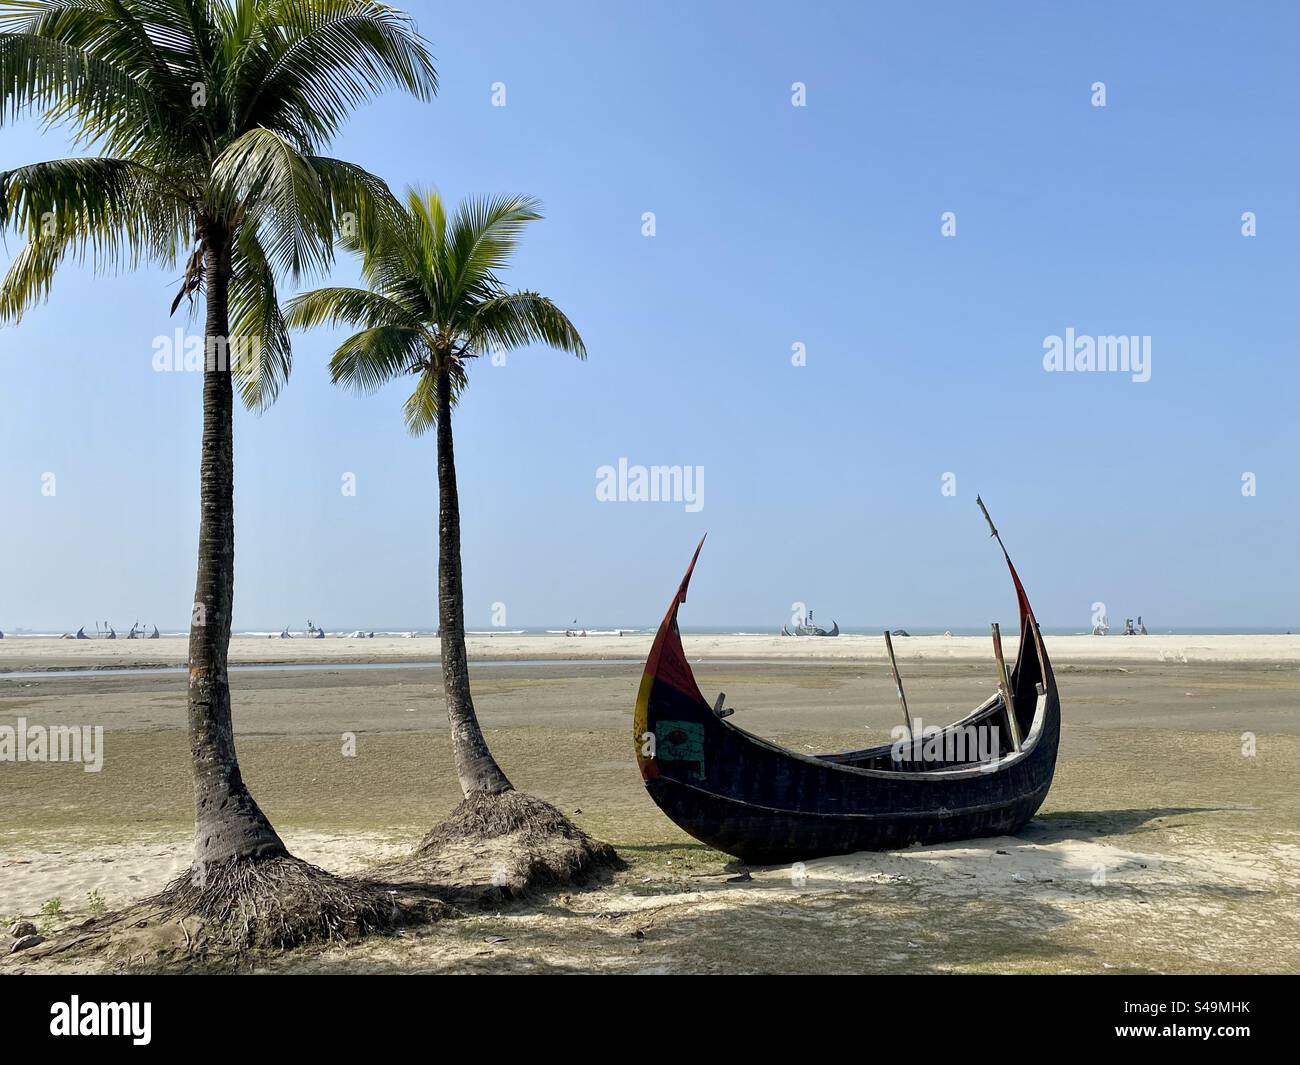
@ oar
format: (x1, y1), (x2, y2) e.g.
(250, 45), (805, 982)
(991, 622), (1022, 752)
(883, 630), (914, 748)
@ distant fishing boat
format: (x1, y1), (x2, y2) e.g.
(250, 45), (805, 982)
(66, 623), (126, 639)
(547, 628), (635, 637)
(782, 610), (839, 637)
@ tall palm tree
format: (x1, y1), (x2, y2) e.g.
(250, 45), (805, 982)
(286, 190), (584, 799)
(0, 0), (436, 937)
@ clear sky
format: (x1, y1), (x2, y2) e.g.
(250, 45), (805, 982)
(1, 0), (1297, 633)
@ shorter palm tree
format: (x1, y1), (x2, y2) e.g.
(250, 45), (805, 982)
(288, 190), (617, 883)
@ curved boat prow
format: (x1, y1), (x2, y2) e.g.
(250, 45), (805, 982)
(978, 494), (1035, 627)
(634, 537), (710, 782)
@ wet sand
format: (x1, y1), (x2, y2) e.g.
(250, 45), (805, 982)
(2, 651), (1297, 973)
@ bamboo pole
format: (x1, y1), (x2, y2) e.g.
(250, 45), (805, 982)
(991, 622), (1021, 752)
(883, 630), (914, 746)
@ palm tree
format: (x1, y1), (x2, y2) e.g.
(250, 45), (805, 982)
(0, 0), (436, 943)
(287, 191), (616, 882)
(287, 190), (584, 797)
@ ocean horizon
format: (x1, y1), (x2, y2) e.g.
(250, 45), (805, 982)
(4, 624), (1295, 639)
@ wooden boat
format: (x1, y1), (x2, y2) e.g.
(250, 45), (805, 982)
(781, 614), (840, 637)
(633, 501), (1060, 864)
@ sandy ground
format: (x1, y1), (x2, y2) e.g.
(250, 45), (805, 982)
(2, 632), (1298, 672)
(1, 649), (1297, 973)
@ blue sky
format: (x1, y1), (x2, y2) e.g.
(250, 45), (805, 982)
(1, 0), (1297, 633)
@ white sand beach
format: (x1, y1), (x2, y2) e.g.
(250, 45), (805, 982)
(2, 631), (1297, 672)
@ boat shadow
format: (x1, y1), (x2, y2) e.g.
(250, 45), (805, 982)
(1023, 805), (1223, 841)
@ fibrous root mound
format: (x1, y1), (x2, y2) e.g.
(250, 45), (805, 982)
(400, 790), (622, 899)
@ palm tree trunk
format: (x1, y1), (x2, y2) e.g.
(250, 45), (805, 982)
(435, 361), (512, 796)
(186, 223), (287, 867)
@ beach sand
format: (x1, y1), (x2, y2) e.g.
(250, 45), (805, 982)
(2, 631), (1298, 672)
(2, 645), (1297, 973)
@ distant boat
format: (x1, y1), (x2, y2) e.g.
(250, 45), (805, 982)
(782, 610), (839, 637)
(546, 628), (634, 637)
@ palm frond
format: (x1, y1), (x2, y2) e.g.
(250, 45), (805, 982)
(0, 156), (188, 269)
(0, 28), (169, 155)
(446, 193), (541, 304)
(327, 321), (423, 394)
(401, 360), (466, 434)
(210, 127), (331, 278)
(2, 0), (205, 135)
(0, 235), (61, 321)
(229, 224), (292, 410)
(308, 153), (404, 258)
(284, 283), (422, 333)
(239, 0), (437, 145)
(467, 290), (586, 359)
(401, 366), (436, 434)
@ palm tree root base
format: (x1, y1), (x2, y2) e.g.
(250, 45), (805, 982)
(394, 790), (622, 900)
(147, 853), (411, 950)
(16, 854), (445, 966)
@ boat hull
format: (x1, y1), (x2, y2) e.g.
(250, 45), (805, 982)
(645, 775), (1052, 864)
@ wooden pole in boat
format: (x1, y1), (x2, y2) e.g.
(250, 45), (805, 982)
(991, 622), (1022, 752)
(883, 630), (914, 742)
